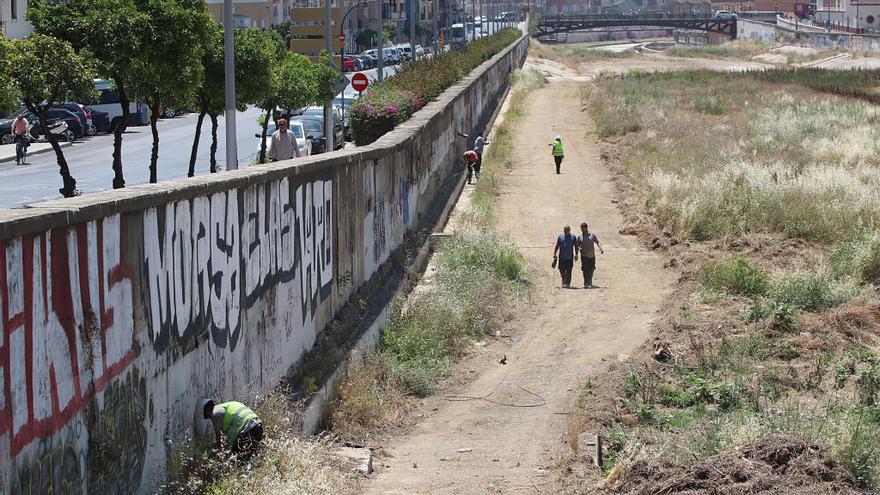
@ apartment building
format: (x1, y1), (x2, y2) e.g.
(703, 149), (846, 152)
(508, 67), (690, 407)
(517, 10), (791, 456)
(0, 0), (32, 39)
(206, 0), (293, 29)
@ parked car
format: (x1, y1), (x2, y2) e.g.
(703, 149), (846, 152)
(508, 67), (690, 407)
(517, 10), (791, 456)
(298, 116), (327, 153)
(295, 106), (345, 147)
(52, 102), (88, 131)
(360, 54), (375, 69)
(713, 10), (737, 20)
(0, 107), (84, 144)
(384, 48), (400, 64)
(398, 45), (413, 60)
(293, 111), (344, 153)
(255, 120), (311, 158)
(333, 92), (359, 136)
(85, 106), (112, 134)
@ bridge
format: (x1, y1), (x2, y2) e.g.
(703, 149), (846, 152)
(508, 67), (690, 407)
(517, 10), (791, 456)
(536, 14), (738, 39)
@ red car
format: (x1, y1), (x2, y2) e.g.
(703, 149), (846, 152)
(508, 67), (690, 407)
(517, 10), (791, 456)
(342, 56), (355, 72)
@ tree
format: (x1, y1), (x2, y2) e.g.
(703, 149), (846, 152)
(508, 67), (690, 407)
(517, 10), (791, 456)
(383, 22), (398, 43)
(188, 21), (224, 177)
(188, 27), (276, 176)
(257, 52), (326, 164)
(29, 0), (151, 189)
(132, 0), (209, 183)
(0, 39), (18, 113)
(270, 20), (293, 47)
(356, 29), (378, 51)
(8, 35), (96, 197)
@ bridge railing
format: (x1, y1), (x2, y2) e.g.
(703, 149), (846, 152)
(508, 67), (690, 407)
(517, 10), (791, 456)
(538, 13), (724, 22)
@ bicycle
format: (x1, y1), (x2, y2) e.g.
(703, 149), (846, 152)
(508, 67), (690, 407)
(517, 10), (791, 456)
(14, 134), (30, 165)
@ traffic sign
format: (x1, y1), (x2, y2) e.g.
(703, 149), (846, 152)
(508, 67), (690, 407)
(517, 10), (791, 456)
(333, 73), (351, 95)
(352, 72), (369, 92)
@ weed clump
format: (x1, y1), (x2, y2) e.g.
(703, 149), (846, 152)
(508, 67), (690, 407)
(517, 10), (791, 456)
(698, 258), (769, 297)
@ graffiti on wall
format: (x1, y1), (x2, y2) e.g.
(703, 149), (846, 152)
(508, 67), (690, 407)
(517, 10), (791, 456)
(9, 443), (82, 495)
(143, 177), (334, 355)
(0, 214), (136, 458)
(86, 369), (148, 494)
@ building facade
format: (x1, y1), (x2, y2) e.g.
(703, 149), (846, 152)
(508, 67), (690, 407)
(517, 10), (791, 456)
(206, 0), (287, 28)
(817, 0), (880, 28)
(0, 0), (32, 39)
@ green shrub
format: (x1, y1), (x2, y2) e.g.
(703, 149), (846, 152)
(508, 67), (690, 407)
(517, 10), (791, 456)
(830, 231), (880, 285)
(748, 300), (798, 332)
(699, 258), (769, 297)
(766, 272), (856, 312)
(390, 361), (435, 397)
(659, 386), (697, 408)
(436, 228), (529, 283)
(350, 29), (521, 145)
(693, 94), (728, 115)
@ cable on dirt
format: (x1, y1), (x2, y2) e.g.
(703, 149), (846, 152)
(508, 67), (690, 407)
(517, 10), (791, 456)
(443, 283), (551, 408)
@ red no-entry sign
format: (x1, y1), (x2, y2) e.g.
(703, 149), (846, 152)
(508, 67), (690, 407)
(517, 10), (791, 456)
(352, 72), (369, 93)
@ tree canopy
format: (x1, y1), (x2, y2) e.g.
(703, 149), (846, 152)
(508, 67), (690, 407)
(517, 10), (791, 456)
(8, 34), (97, 196)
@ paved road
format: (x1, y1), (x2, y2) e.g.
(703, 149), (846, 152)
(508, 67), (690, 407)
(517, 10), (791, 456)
(0, 106), (264, 208)
(0, 23), (517, 209)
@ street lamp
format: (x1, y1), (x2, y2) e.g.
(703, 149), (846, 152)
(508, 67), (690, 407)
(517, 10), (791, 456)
(223, 0), (237, 170)
(340, 0), (371, 56)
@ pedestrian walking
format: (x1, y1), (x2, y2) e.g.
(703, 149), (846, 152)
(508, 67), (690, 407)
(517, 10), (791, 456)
(549, 135), (564, 174)
(553, 225), (578, 288)
(463, 149), (479, 184)
(203, 399), (264, 461)
(266, 118), (302, 162)
(578, 222), (604, 288)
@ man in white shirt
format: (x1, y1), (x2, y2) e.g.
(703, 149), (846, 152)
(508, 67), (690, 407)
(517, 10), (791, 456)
(267, 118), (301, 162)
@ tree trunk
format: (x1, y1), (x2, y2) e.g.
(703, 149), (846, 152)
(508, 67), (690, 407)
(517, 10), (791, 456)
(112, 80), (130, 189)
(34, 107), (77, 198)
(148, 97), (160, 183)
(188, 110), (206, 177)
(258, 105), (274, 164)
(209, 113), (219, 173)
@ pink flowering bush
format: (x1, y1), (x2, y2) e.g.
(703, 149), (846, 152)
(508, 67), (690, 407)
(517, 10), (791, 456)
(350, 86), (425, 145)
(350, 28), (521, 145)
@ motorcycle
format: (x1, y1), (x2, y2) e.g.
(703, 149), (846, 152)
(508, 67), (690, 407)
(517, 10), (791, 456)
(35, 120), (75, 143)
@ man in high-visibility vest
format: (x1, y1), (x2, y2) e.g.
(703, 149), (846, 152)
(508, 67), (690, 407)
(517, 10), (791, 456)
(550, 135), (564, 174)
(203, 399), (264, 460)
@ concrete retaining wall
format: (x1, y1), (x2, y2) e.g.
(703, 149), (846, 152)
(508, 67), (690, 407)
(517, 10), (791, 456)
(0, 33), (528, 494)
(739, 18), (880, 51)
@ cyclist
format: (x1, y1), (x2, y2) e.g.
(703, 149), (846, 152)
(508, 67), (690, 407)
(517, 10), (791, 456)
(12, 115), (30, 165)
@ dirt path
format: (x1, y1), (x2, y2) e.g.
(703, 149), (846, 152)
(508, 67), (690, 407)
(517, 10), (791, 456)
(357, 75), (673, 495)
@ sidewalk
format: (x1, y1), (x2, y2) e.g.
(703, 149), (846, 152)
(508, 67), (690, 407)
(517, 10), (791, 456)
(0, 141), (70, 164)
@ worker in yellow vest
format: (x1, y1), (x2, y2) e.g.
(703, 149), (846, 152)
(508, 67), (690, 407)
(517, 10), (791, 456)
(203, 399), (264, 460)
(550, 135), (564, 174)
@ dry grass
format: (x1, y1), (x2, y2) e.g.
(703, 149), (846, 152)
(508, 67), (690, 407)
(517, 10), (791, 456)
(529, 39), (640, 69)
(584, 71), (880, 243)
(164, 389), (347, 495)
(563, 68), (880, 493)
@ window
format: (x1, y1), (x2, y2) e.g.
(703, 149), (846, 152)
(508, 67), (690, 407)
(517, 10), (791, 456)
(11, 0), (17, 20)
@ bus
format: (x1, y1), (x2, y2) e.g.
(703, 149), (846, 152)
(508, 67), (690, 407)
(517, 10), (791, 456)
(88, 79), (149, 129)
(451, 23), (467, 47)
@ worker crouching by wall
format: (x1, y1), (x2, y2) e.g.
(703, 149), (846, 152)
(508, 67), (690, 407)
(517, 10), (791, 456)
(203, 399), (264, 461)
